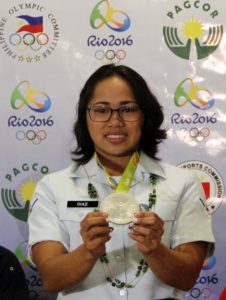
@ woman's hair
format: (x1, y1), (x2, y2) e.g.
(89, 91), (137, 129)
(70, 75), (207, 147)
(72, 64), (167, 164)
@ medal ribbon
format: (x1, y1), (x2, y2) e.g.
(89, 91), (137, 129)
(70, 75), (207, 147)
(95, 152), (140, 192)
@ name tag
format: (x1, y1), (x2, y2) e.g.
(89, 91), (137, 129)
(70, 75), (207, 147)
(67, 201), (99, 208)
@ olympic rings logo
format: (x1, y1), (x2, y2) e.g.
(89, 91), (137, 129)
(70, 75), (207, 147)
(190, 287), (212, 299)
(189, 127), (210, 142)
(95, 49), (126, 64)
(28, 290), (49, 300)
(178, 127), (210, 142)
(16, 130), (47, 145)
(9, 32), (49, 51)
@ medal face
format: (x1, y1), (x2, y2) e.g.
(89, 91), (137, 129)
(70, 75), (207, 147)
(101, 192), (139, 224)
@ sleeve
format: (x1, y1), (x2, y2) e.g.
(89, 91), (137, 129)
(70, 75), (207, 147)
(28, 175), (70, 263)
(170, 171), (215, 255)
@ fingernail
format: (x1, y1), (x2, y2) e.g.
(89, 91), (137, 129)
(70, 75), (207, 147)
(128, 223), (134, 230)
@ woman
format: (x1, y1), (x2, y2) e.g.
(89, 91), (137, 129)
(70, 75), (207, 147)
(28, 64), (214, 300)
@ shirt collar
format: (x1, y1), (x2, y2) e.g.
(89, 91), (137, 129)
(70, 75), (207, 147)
(139, 152), (166, 179)
(69, 157), (100, 179)
(69, 152), (166, 181)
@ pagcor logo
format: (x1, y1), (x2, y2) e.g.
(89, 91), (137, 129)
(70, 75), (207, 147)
(8, 81), (54, 145)
(1, 163), (49, 222)
(163, 2), (223, 60)
(0, 4), (60, 62)
(88, 0), (132, 64)
(90, 0), (131, 32)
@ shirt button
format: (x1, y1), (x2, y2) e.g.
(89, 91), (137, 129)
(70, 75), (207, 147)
(118, 288), (127, 297)
(115, 255), (123, 262)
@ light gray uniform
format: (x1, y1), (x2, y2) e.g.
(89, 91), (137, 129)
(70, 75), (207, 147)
(28, 152), (215, 300)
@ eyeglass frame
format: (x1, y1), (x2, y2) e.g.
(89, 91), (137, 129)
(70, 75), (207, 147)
(87, 103), (142, 122)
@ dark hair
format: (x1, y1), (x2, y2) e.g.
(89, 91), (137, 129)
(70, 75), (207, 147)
(72, 64), (167, 164)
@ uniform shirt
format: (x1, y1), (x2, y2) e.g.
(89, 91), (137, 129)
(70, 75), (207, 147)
(28, 152), (215, 300)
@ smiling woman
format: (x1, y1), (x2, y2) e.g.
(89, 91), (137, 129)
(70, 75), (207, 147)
(85, 75), (143, 171)
(28, 64), (215, 300)
(73, 64), (166, 165)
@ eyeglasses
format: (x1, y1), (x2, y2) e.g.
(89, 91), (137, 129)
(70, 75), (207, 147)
(87, 103), (141, 122)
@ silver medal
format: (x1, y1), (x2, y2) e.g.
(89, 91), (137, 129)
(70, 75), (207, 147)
(101, 192), (139, 224)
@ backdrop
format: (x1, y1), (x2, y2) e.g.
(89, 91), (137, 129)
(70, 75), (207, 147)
(0, 1), (225, 299)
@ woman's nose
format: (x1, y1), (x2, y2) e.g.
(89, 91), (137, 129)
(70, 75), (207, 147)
(107, 110), (124, 125)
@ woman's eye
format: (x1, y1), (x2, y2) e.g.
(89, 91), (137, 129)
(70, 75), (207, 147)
(121, 106), (136, 113)
(94, 107), (109, 114)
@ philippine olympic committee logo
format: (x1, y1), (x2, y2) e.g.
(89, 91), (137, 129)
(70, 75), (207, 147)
(0, 3), (60, 62)
(1, 162), (49, 222)
(88, 0), (132, 64)
(163, 2), (223, 60)
(8, 81), (54, 145)
(178, 160), (224, 214)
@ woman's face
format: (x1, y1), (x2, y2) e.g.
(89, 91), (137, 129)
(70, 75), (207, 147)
(86, 76), (143, 160)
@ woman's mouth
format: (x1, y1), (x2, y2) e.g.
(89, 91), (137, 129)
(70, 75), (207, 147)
(105, 134), (127, 143)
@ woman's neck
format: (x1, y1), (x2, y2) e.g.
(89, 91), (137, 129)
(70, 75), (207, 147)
(96, 153), (132, 176)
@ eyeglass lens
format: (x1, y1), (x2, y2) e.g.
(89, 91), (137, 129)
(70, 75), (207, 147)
(88, 104), (140, 122)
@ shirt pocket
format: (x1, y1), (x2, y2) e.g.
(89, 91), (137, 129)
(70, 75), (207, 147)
(155, 202), (177, 247)
(58, 202), (94, 250)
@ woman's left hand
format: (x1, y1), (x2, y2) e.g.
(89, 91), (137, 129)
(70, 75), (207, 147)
(128, 211), (164, 255)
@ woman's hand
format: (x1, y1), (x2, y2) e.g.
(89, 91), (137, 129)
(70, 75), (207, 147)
(128, 211), (164, 255)
(80, 212), (112, 259)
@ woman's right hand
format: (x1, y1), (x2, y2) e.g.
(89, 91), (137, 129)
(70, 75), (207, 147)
(80, 212), (112, 259)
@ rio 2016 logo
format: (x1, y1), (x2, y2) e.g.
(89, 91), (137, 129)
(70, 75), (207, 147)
(88, 0), (132, 65)
(163, 2), (223, 60)
(11, 81), (51, 113)
(8, 81), (54, 145)
(171, 78), (217, 137)
(90, 0), (131, 32)
(14, 241), (52, 299)
(174, 78), (215, 110)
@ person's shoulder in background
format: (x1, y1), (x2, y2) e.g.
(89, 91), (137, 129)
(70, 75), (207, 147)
(0, 245), (29, 300)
